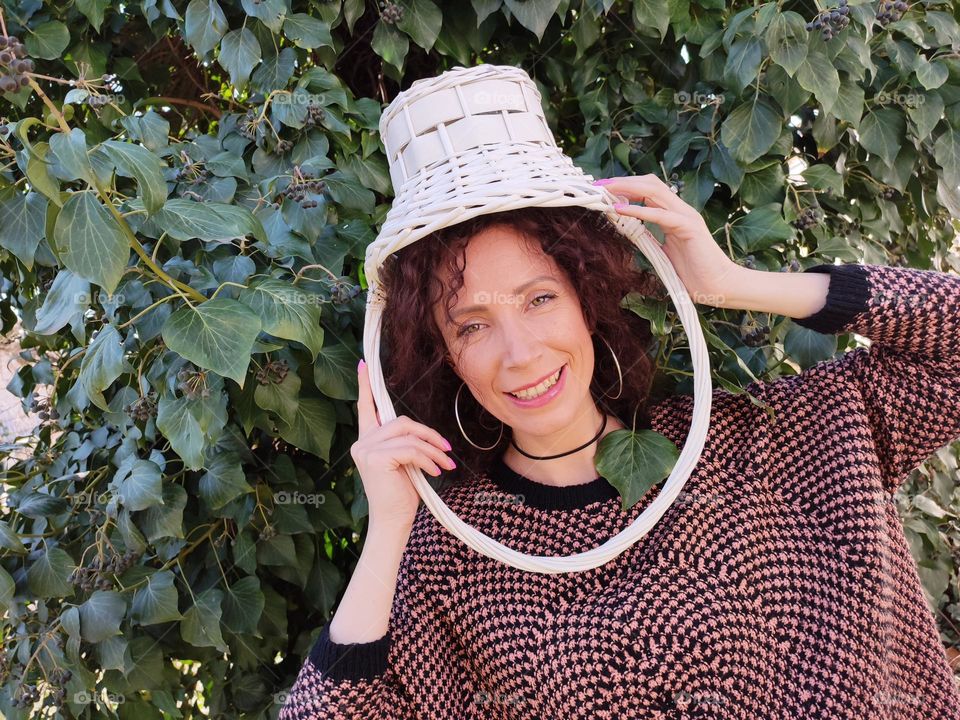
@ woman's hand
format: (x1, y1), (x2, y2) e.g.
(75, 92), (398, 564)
(595, 174), (743, 307)
(351, 359), (457, 530)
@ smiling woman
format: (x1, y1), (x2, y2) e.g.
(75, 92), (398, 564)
(377, 204), (666, 489)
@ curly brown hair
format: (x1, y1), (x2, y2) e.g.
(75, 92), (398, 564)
(377, 204), (666, 487)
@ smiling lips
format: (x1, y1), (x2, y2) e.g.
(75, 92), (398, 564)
(505, 365), (564, 398)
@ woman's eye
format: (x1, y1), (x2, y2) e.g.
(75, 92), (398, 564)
(531, 292), (556, 307)
(456, 293), (556, 338)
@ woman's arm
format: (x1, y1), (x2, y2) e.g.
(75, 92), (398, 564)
(729, 262), (960, 496)
(279, 514), (476, 719)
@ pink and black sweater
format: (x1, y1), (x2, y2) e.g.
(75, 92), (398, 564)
(279, 262), (960, 719)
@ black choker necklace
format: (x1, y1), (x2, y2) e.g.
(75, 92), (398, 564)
(510, 414), (608, 460)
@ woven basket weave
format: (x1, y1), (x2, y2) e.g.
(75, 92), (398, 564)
(362, 64), (712, 573)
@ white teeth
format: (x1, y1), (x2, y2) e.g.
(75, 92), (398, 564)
(509, 367), (562, 400)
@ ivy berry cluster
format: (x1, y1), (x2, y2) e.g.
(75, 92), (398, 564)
(740, 317), (771, 347)
(329, 279), (362, 305)
(380, 1), (404, 23)
(792, 206), (822, 230)
(69, 551), (142, 592)
(0, 35), (33, 93)
(806, 0), (850, 40)
(880, 186), (901, 200)
(876, 0), (908, 26)
(126, 392), (157, 421)
(277, 165), (325, 209)
(255, 359), (290, 385)
(304, 104), (326, 127)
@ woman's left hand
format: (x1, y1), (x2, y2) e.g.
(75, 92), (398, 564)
(595, 174), (743, 307)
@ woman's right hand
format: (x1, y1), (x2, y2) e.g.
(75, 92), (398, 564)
(350, 358), (457, 530)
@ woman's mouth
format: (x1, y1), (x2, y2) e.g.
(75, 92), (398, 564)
(504, 364), (567, 408)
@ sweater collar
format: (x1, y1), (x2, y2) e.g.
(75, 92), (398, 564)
(487, 453), (620, 511)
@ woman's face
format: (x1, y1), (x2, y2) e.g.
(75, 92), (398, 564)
(433, 224), (599, 444)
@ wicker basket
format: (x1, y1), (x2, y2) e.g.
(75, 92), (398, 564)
(362, 64), (712, 573)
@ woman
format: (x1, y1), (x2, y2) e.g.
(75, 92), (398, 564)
(279, 174), (960, 719)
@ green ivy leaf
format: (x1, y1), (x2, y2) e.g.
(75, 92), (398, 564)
(720, 96), (781, 164)
(766, 11), (808, 77)
(27, 546), (75, 598)
(283, 13), (334, 50)
(0, 190), (47, 270)
(114, 459), (164, 512)
(149, 198), (266, 243)
(101, 140), (168, 215)
(396, 0), (443, 51)
(181, 587), (228, 651)
(221, 576), (265, 635)
(0, 568), (15, 616)
(31, 270), (89, 336)
(139, 483), (187, 542)
(312, 342), (359, 401)
(199, 452), (255, 511)
(161, 298), (262, 387)
(238, 279), (324, 360)
(130, 570), (184, 626)
(219, 27), (262, 90)
(277, 396), (336, 462)
(54, 191), (130, 295)
(724, 37), (762, 94)
(78, 590), (125, 642)
(75, 323), (125, 411)
(783, 322), (838, 368)
(594, 429), (680, 512)
(729, 203), (795, 254)
(24, 21), (71, 60)
(859, 107), (905, 168)
(76, 0), (111, 32)
(371, 21), (409, 72)
(184, 0), (228, 56)
(49, 128), (95, 184)
(254, 371), (301, 425)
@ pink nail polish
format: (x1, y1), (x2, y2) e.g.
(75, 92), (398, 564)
(358, 359), (365, 372)
(613, 202), (627, 211)
(442, 438), (452, 451)
(592, 178), (614, 186)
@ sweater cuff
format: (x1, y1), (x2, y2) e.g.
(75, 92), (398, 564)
(790, 263), (871, 334)
(308, 622), (392, 683)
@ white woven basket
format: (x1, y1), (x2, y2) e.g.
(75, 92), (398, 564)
(363, 64), (712, 573)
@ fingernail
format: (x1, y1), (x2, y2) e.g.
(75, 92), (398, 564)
(592, 178), (614, 185)
(613, 202), (627, 211)
(442, 438), (452, 451)
(358, 359), (365, 372)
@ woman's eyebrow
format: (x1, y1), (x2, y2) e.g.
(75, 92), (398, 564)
(451, 275), (557, 319)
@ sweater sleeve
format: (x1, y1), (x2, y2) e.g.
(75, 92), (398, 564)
(277, 531), (475, 719)
(779, 261), (960, 496)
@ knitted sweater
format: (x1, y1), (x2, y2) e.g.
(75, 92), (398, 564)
(279, 262), (960, 720)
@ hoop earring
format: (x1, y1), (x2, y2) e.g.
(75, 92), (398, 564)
(454, 381), (504, 450)
(598, 335), (624, 399)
